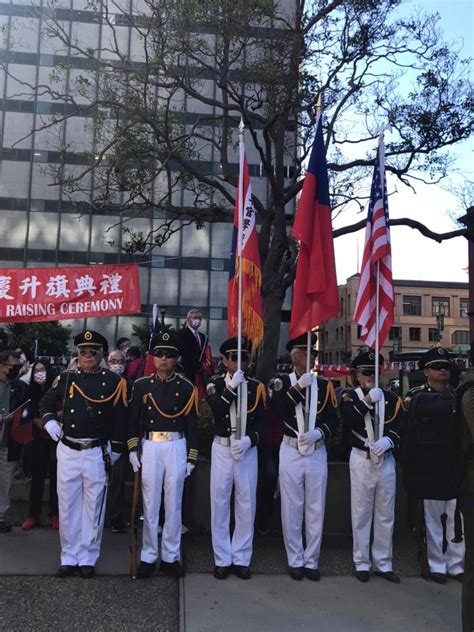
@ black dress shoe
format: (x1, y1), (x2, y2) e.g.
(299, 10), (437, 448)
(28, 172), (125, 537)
(431, 572), (447, 584)
(288, 566), (304, 581)
(137, 561), (156, 578)
(0, 520), (12, 533)
(79, 565), (95, 579)
(214, 566), (230, 580)
(374, 570), (400, 584)
(55, 565), (76, 578)
(449, 573), (463, 583)
(304, 568), (321, 581)
(159, 560), (185, 578)
(355, 571), (370, 583)
(233, 565), (251, 580)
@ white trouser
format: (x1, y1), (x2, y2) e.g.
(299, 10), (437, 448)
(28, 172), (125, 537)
(210, 441), (258, 567)
(424, 498), (465, 575)
(349, 448), (396, 572)
(141, 438), (187, 564)
(279, 440), (328, 570)
(0, 447), (17, 520)
(57, 441), (107, 566)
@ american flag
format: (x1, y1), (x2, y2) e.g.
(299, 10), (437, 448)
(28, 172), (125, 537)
(353, 137), (394, 348)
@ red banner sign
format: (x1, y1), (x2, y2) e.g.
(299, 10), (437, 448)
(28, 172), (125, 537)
(0, 264), (141, 323)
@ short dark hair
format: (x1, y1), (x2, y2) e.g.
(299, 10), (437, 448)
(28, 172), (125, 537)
(116, 337), (131, 349)
(127, 346), (142, 360)
(0, 350), (20, 365)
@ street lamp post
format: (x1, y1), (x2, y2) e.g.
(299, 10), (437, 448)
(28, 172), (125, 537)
(458, 206), (474, 347)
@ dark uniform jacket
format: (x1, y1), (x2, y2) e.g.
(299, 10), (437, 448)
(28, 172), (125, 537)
(178, 327), (206, 384)
(39, 368), (128, 452)
(1, 378), (30, 461)
(340, 387), (404, 453)
(269, 373), (338, 443)
(403, 382), (460, 500)
(206, 373), (266, 446)
(127, 372), (199, 464)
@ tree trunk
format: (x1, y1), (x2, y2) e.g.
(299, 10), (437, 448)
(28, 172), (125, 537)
(257, 287), (286, 384)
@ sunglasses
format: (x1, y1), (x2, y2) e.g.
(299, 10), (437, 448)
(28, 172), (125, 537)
(428, 363), (450, 371)
(79, 349), (100, 357)
(109, 359), (125, 365)
(227, 353), (249, 362)
(359, 369), (376, 376)
(154, 351), (178, 359)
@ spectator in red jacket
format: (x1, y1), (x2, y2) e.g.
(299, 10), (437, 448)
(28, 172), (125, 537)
(125, 346), (145, 381)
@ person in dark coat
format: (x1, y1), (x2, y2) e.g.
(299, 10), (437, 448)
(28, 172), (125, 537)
(21, 360), (58, 530)
(0, 350), (29, 532)
(178, 309), (214, 398)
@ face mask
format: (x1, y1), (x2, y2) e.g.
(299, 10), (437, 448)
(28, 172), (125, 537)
(34, 371), (47, 384)
(110, 363), (125, 375)
(190, 319), (201, 329)
(19, 353), (27, 365)
(7, 366), (21, 381)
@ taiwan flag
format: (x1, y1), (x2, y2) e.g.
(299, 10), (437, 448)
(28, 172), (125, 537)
(289, 114), (339, 339)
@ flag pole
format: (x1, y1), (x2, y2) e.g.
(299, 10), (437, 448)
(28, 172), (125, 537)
(374, 132), (383, 442)
(304, 93), (323, 433)
(236, 118), (245, 439)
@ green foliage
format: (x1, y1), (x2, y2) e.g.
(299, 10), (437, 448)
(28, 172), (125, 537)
(6, 321), (72, 356)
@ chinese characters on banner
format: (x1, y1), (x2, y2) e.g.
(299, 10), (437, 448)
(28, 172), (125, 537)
(0, 264), (141, 322)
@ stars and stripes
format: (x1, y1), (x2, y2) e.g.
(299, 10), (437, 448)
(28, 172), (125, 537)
(353, 137), (394, 348)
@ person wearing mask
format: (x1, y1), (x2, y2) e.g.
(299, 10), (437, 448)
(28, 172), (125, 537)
(106, 349), (131, 533)
(22, 361), (58, 530)
(206, 337), (266, 580)
(125, 346), (145, 381)
(403, 347), (464, 584)
(340, 351), (405, 584)
(269, 333), (338, 581)
(0, 350), (29, 533)
(178, 309), (214, 399)
(128, 331), (198, 579)
(14, 345), (33, 384)
(39, 330), (128, 578)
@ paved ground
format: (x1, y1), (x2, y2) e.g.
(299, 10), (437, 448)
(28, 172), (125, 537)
(183, 574), (461, 632)
(0, 510), (462, 632)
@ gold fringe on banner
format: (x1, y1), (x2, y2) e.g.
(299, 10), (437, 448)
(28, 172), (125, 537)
(229, 257), (264, 351)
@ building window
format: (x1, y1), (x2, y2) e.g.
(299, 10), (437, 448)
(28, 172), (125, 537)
(389, 327), (401, 340)
(428, 328), (438, 342)
(403, 295), (421, 316)
(460, 298), (469, 318)
(151, 256), (165, 268)
(209, 307), (224, 319)
(452, 330), (469, 345)
(336, 328), (339, 340)
(210, 258), (225, 271)
(340, 297), (344, 315)
(357, 325), (362, 338)
(409, 327), (421, 342)
(432, 297), (450, 317)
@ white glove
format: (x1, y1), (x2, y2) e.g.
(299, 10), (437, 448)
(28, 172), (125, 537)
(368, 387), (383, 403)
(372, 436), (393, 456)
(110, 452), (121, 466)
(44, 420), (62, 442)
(231, 435), (252, 460)
(129, 451), (141, 473)
(298, 428), (323, 448)
(229, 370), (245, 391)
(297, 373), (313, 389)
(186, 463), (195, 477)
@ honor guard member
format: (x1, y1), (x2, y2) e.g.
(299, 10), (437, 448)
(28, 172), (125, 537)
(403, 347), (464, 584)
(340, 351), (404, 584)
(206, 337), (266, 580)
(39, 331), (128, 578)
(269, 333), (338, 581)
(128, 331), (198, 579)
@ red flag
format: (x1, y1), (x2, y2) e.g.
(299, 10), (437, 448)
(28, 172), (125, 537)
(353, 136), (394, 348)
(227, 134), (263, 348)
(289, 115), (339, 339)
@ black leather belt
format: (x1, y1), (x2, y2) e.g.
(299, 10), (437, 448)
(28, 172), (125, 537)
(62, 436), (101, 451)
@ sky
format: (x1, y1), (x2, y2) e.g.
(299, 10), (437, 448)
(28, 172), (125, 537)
(333, 0), (473, 285)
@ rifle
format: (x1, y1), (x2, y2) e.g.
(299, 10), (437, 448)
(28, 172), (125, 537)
(415, 499), (430, 579)
(130, 446), (142, 580)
